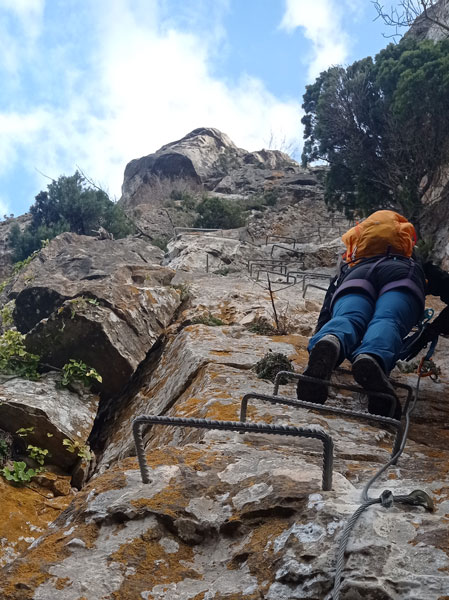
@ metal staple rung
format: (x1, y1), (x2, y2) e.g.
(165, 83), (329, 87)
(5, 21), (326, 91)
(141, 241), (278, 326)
(132, 415), (334, 491)
(270, 244), (303, 259)
(302, 283), (329, 297)
(262, 371), (411, 459)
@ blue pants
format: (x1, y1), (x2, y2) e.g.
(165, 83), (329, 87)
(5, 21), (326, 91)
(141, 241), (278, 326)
(308, 290), (422, 373)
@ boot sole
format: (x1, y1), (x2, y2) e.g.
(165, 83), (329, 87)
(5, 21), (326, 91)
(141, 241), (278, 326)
(352, 356), (399, 419)
(297, 338), (339, 404)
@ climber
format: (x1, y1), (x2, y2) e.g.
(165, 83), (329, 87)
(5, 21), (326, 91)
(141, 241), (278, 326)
(296, 209), (449, 420)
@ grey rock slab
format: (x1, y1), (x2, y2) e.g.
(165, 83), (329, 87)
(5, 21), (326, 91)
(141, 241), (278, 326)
(0, 372), (97, 469)
(4, 438), (449, 599)
(98, 324), (298, 467)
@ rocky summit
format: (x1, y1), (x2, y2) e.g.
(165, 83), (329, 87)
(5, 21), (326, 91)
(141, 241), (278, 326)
(0, 127), (448, 600)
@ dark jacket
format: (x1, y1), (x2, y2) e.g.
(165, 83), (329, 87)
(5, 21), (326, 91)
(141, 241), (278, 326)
(422, 262), (449, 336)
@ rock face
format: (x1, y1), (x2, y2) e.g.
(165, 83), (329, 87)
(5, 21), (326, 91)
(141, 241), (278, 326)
(0, 373), (98, 470)
(407, 0), (449, 41)
(9, 233), (180, 398)
(119, 127), (332, 244)
(407, 0), (449, 267)
(1, 129), (449, 599)
(121, 127), (301, 206)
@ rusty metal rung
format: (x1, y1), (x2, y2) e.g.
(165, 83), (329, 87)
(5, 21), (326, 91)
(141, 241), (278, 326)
(132, 415), (334, 491)
(238, 370), (413, 460)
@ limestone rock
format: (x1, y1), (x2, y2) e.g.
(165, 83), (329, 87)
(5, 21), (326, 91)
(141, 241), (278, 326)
(406, 0), (449, 41)
(8, 233), (180, 397)
(0, 474), (73, 569)
(121, 127), (301, 207)
(0, 372), (98, 470)
(164, 233), (265, 274)
(97, 324), (299, 467)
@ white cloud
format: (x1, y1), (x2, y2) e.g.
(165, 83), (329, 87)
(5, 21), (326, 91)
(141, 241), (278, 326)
(0, 0), (45, 73)
(280, 0), (355, 79)
(0, 0), (303, 213)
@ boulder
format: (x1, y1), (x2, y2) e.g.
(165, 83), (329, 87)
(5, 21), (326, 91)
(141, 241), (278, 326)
(9, 233), (180, 397)
(0, 373), (98, 470)
(164, 233), (265, 274)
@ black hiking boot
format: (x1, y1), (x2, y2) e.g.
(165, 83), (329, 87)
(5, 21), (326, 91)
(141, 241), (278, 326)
(352, 354), (401, 420)
(297, 335), (340, 404)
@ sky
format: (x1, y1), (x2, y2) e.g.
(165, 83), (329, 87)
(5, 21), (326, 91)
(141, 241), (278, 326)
(0, 0), (398, 217)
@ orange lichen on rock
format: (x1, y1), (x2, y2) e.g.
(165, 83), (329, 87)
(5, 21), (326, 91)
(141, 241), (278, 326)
(110, 533), (198, 599)
(230, 517), (291, 585)
(0, 477), (73, 568)
(0, 528), (74, 598)
(54, 576), (71, 590)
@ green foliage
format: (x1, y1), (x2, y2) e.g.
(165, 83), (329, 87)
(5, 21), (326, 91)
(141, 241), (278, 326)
(1, 461), (42, 484)
(253, 351), (294, 384)
(61, 359), (102, 388)
(301, 38), (449, 219)
(415, 237), (435, 262)
(246, 316), (277, 336)
(212, 267), (231, 276)
(246, 189), (280, 211)
(172, 283), (191, 302)
(0, 301), (15, 329)
(0, 439), (9, 460)
(0, 330), (40, 379)
(194, 196), (245, 229)
(62, 439), (92, 461)
(16, 427), (34, 437)
(170, 189), (197, 210)
(151, 235), (170, 252)
(63, 296), (100, 319)
(190, 313), (224, 326)
(27, 445), (50, 466)
(9, 171), (134, 261)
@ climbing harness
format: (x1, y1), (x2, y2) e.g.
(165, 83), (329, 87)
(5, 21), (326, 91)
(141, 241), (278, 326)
(398, 307), (435, 361)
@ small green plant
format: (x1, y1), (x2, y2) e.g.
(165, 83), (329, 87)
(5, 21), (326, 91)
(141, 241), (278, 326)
(191, 313), (224, 326)
(246, 316), (277, 336)
(1, 461), (42, 484)
(62, 439), (92, 461)
(151, 236), (170, 252)
(61, 359), (102, 388)
(213, 267), (231, 276)
(27, 445), (50, 466)
(0, 301), (15, 329)
(0, 330), (40, 379)
(253, 351), (294, 384)
(16, 427), (35, 437)
(0, 439), (9, 460)
(65, 296), (98, 319)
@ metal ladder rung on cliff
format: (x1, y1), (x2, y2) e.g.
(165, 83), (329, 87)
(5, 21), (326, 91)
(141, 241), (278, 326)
(239, 368), (413, 460)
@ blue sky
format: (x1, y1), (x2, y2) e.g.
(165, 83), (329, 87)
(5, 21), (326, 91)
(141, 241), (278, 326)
(0, 0), (398, 217)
